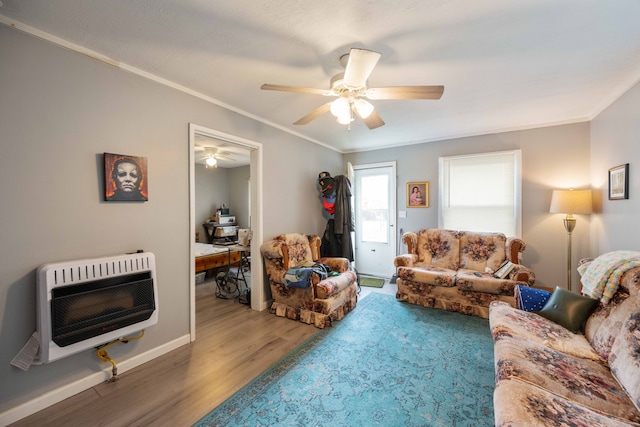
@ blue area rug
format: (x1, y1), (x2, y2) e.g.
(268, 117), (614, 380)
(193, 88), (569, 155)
(194, 293), (494, 426)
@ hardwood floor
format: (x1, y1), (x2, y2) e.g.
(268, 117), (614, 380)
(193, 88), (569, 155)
(12, 286), (319, 427)
(13, 275), (397, 427)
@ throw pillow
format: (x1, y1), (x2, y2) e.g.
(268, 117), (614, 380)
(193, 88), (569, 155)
(515, 285), (552, 312)
(537, 286), (600, 333)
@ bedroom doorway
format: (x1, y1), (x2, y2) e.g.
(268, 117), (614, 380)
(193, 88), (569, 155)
(188, 123), (264, 341)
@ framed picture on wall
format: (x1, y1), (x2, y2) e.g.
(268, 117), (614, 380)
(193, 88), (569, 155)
(407, 182), (429, 208)
(608, 163), (629, 200)
(104, 153), (149, 201)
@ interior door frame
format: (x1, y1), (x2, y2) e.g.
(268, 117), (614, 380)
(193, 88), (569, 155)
(188, 123), (264, 342)
(353, 161), (397, 277)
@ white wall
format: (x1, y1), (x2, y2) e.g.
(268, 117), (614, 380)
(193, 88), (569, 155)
(0, 24), (342, 418)
(590, 81), (640, 253)
(344, 122), (592, 290)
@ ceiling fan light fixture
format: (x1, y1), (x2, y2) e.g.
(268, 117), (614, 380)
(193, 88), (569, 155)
(261, 47), (443, 130)
(330, 97), (350, 118)
(336, 114), (352, 125)
(205, 156), (217, 168)
(354, 98), (374, 119)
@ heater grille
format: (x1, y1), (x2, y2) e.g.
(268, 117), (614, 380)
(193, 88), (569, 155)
(51, 275), (155, 347)
(36, 252), (158, 363)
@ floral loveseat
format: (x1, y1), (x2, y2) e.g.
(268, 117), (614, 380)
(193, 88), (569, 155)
(260, 233), (358, 328)
(490, 256), (640, 426)
(394, 229), (535, 318)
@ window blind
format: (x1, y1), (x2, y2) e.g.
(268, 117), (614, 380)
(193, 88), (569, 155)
(439, 150), (521, 237)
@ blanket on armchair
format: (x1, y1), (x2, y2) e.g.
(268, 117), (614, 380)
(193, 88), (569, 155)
(579, 250), (640, 303)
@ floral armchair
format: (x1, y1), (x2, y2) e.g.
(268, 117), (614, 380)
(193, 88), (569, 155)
(260, 233), (358, 328)
(394, 229), (535, 318)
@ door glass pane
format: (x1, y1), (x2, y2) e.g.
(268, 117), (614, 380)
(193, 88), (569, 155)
(361, 174), (389, 243)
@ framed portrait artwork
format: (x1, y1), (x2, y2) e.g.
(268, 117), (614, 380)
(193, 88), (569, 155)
(104, 153), (149, 201)
(608, 163), (629, 200)
(407, 182), (429, 208)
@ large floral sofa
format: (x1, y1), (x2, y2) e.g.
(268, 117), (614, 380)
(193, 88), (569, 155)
(260, 233), (358, 328)
(394, 229), (535, 318)
(490, 255), (640, 426)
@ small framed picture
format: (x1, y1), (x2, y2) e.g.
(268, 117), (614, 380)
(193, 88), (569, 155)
(608, 163), (629, 200)
(407, 182), (429, 208)
(104, 153), (149, 201)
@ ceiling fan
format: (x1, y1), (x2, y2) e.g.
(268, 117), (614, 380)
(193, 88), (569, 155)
(261, 48), (444, 130)
(195, 147), (234, 168)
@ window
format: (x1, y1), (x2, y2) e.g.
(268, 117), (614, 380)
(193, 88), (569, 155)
(439, 150), (522, 237)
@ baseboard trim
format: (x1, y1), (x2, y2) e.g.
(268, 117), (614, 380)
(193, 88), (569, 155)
(0, 334), (191, 426)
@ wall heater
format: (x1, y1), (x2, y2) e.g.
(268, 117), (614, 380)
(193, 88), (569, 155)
(35, 252), (158, 364)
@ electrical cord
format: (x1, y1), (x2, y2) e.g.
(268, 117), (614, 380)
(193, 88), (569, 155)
(96, 330), (145, 382)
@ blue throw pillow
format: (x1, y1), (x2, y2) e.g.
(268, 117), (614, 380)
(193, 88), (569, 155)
(515, 285), (552, 312)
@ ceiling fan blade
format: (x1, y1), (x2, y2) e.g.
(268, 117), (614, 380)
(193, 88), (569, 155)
(355, 109), (385, 130)
(366, 86), (444, 100)
(293, 102), (332, 125)
(343, 48), (381, 88)
(261, 84), (329, 95)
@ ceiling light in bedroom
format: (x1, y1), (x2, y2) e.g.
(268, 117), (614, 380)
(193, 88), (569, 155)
(205, 156), (217, 168)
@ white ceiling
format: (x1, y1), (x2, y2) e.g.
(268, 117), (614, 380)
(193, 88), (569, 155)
(2, 0), (640, 154)
(194, 134), (250, 168)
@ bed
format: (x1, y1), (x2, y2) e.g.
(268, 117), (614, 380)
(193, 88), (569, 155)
(195, 242), (241, 273)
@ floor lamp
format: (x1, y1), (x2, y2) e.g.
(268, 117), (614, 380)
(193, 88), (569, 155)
(549, 189), (593, 292)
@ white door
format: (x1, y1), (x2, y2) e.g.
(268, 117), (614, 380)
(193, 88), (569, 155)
(354, 163), (396, 277)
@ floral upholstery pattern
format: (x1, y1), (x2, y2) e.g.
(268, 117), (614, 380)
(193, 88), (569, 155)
(490, 260), (640, 426)
(397, 265), (457, 287)
(585, 290), (629, 345)
(416, 229), (459, 269)
(396, 278), (515, 318)
(395, 228), (535, 318)
(494, 379), (639, 427)
(260, 233), (357, 328)
(610, 312), (640, 412)
(457, 269), (519, 295)
(459, 232), (505, 272)
(494, 335), (640, 421)
(490, 301), (603, 361)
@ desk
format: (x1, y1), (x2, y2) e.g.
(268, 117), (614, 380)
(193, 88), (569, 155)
(217, 244), (250, 269)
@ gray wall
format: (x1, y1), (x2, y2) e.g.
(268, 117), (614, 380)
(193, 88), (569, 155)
(195, 163), (230, 242)
(0, 25), (341, 414)
(344, 123), (592, 290)
(228, 165), (251, 229)
(590, 81), (640, 253)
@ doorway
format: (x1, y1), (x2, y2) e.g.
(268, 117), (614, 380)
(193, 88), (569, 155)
(188, 123), (264, 342)
(353, 162), (397, 277)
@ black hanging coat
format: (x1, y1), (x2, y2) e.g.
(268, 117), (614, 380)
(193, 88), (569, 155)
(331, 175), (354, 261)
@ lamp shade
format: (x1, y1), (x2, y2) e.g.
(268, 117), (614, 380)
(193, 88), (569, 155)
(549, 189), (593, 214)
